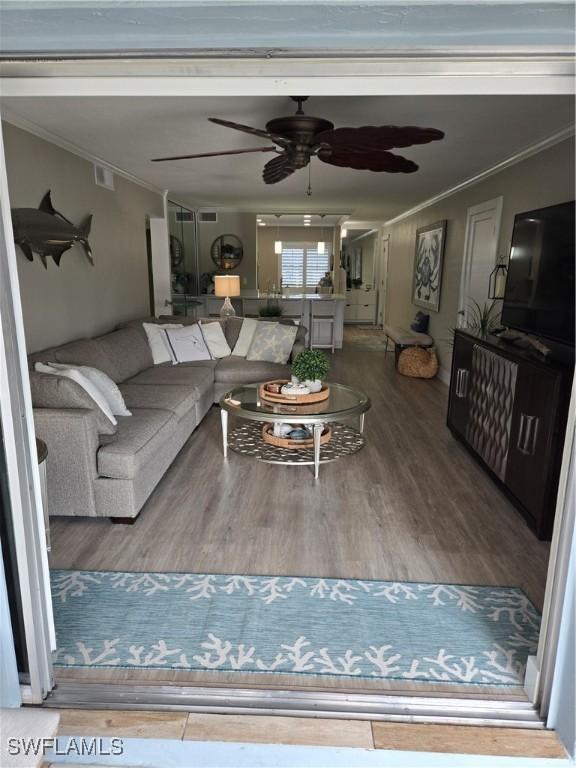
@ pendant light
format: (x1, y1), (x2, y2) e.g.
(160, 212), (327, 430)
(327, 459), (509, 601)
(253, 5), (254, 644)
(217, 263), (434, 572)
(317, 214), (325, 255)
(274, 214), (282, 255)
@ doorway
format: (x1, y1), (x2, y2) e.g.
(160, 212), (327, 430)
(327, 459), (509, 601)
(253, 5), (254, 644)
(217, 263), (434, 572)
(458, 196), (503, 324)
(1, 61), (572, 728)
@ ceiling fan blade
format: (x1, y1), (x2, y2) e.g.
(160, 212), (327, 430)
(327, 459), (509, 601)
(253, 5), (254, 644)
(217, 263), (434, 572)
(317, 125), (444, 152)
(208, 117), (290, 146)
(152, 147), (277, 162)
(262, 153), (296, 185)
(318, 147), (418, 173)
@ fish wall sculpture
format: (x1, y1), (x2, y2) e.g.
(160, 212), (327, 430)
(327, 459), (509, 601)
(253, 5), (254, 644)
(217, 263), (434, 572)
(11, 191), (94, 268)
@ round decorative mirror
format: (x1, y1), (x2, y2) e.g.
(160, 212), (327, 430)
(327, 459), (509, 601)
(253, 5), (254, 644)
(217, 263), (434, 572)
(211, 234), (243, 270)
(170, 234), (184, 269)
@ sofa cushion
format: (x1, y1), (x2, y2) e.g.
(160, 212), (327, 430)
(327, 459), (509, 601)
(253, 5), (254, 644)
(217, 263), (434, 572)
(96, 327), (154, 382)
(52, 338), (115, 379)
(224, 316), (301, 351)
(247, 323), (297, 364)
(143, 322), (183, 364)
(199, 320), (231, 359)
(165, 324), (212, 362)
(47, 363), (132, 416)
(35, 362), (119, 428)
(214, 356), (291, 385)
(125, 364), (214, 400)
(177, 360), (218, 371)
(51, 328), (152, 383)
(231, 318), (258, 357)
(119, 383), (198, 420)
(28, 345), (67, 370)
(224, 316), (244, 349)
(97, 408), (176, 480)
(292, 320), (307, 347)
(29, 370), (117, 436)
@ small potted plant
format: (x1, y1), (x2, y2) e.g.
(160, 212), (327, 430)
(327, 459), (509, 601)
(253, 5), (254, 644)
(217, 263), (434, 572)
(258, 299), (283, 318)
(291, 349), (330, 393)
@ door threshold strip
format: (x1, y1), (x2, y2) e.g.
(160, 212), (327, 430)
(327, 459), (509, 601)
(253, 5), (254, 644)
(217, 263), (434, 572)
(44, 682), (544, 728)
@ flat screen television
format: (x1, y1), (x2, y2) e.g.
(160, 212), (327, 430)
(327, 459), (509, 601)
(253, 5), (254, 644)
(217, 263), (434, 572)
(501, 200), (575, 346)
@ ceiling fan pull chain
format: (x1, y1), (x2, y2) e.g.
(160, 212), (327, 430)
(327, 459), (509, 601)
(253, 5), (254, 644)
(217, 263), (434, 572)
(306, 161), (312, 197)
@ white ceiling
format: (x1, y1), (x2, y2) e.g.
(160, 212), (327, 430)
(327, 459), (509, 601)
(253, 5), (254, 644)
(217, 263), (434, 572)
(2, 95), (574, 220)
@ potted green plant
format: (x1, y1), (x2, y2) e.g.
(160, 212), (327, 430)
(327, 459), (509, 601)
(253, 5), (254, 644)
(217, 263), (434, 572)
(258, 299), (283, 317)
(291, 349), (330, 393)
(448, 299), (500, 346)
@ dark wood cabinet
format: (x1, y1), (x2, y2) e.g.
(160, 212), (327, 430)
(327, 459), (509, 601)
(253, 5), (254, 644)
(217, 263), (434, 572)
(448, 333), (474, 438)
(447, 329), (573, 540)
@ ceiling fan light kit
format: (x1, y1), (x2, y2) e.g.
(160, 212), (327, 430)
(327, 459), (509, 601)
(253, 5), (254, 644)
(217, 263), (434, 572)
(151, 97), (445, 189)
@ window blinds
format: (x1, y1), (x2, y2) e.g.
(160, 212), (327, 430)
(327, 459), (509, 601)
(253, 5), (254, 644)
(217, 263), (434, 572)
(281, 242), (331, 288)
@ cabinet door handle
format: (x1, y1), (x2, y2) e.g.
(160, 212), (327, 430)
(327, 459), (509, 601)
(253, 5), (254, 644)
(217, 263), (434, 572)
(517, 413), (540, 456)
(455, 368), (469, 398)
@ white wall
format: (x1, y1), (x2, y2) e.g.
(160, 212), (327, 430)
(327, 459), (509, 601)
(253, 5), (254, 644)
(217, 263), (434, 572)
(197, 211), (257, 290)
(3, 122), (165, 352)
(383, 138), (575, 377)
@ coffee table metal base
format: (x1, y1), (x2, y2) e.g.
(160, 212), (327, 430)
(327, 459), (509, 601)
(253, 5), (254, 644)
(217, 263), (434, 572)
(226, 421), (364, 477)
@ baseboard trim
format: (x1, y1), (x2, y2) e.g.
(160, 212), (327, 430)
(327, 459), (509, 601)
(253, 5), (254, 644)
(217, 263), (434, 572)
(438, 366), (451, 386)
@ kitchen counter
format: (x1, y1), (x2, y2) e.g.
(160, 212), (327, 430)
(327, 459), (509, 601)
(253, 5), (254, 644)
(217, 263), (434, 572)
(174, 292), (345, 301)
(171, 292), (345, 348)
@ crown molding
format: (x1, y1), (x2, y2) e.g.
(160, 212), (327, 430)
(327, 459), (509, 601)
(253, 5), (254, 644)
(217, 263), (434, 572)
(383, 124), (575, 227)
(1, 108), (163, 196)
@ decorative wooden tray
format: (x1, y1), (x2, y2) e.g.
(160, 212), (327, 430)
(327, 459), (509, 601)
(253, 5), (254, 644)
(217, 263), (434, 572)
(261, 423), (332, 449)
(259, 379), (330, 405)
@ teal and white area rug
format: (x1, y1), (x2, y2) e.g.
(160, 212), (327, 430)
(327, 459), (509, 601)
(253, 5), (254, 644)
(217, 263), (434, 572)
(50, 570), (540, 687)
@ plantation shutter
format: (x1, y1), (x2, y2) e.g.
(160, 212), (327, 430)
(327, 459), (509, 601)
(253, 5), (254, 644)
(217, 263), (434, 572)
(281, 247), (305, 287)
(305, 246), (330, 287)
(281, 242), (331, 288)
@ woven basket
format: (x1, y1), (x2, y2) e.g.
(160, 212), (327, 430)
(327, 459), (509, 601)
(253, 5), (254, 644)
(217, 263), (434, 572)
(259, 380), (330, 405)
(398, 346), (439, 379)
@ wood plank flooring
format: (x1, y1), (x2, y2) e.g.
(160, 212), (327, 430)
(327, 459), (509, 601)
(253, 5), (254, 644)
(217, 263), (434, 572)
(56, 710), (567, 758)
(49, 328), (551, 695)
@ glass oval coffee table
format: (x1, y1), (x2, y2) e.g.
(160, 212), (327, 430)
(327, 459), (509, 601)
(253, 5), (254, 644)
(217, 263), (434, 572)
(220, 383), (370, 479)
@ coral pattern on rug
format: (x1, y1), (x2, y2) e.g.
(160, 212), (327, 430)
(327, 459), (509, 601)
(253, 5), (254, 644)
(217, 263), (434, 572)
(50, 571), (540, 686)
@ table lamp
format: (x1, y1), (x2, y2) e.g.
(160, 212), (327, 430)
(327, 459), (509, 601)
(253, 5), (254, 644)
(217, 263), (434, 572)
(214, 275), (241, 318)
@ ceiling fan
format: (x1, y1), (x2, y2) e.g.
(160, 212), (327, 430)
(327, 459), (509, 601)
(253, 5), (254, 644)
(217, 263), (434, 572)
(152, 97), (445, 185)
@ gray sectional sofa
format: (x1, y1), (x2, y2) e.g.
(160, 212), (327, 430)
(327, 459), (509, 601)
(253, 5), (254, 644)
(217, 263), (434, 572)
(30, 316), (306, 522)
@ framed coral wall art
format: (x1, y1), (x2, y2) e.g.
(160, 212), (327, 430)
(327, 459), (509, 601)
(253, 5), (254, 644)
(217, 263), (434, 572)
(412, 220), (447, 313)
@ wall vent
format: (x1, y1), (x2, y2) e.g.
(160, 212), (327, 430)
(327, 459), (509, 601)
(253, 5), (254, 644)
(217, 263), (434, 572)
(94, 164), (114, 190)
(199, 211), (218, 223)
(176, 210), (195, 223)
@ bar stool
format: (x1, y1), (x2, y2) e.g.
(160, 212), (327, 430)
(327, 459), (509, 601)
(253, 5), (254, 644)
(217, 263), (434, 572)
(278, 299), (305, 324)
(310, 300), (336, 353)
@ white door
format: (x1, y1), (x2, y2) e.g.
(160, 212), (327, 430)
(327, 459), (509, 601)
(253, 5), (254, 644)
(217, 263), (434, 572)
(459, 197), (503, 324)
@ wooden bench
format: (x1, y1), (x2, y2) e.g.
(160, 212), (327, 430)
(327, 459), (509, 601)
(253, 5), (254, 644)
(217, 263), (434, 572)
(384, 324), (433, 366)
